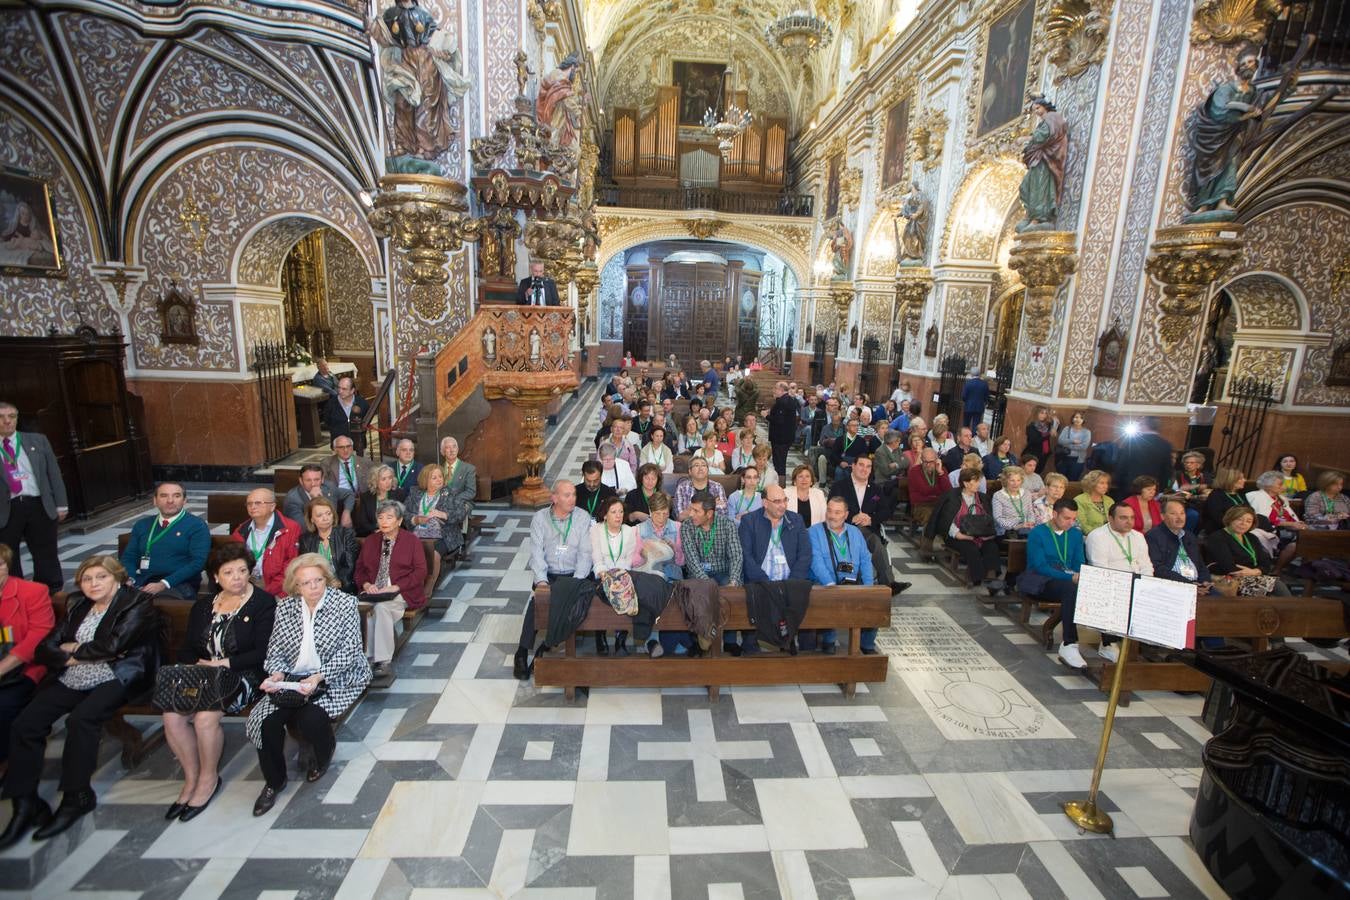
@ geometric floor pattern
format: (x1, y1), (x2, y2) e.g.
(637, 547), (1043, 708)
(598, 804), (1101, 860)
(1, 380), (1298, 898)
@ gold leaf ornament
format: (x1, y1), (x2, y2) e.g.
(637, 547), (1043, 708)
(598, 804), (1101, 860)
(1044, 0), (1113, 81)
(1192, 0), (1284, 44)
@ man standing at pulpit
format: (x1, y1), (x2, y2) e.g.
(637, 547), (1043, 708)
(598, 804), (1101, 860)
(516, 260), (560, 306)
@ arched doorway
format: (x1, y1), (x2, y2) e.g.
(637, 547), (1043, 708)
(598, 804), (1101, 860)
(599, 238), (797, 368)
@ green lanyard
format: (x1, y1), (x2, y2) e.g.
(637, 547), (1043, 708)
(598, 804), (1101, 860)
(145, 509), (186, 555)
(700, 522), (717, 557)
(344, 460), (355, 487)
(830, 528), (848, 559)
(0, 434), (18, 465)
(1108, 528), (1134, 565)
(1227, 528), (1257, 566)
(1009, 493), (1025, 520)
(1225, 492), (1242, 506)
(770, 523), (783, 547)
(317, 536), (333, 562)
(550, 513), (572, 544)
(446, 460), (458, 483)
(923, 467), (936, 486)
(396, 464), (413, 488)
(586, 490), (600, 517)
(420, 491), (437, 516)
(738, 491), (754, 514)
(843, 435), (856, 454)
(1050, 529), (1069, 568)
(247, 522), (270, 558)
(605, 528), (622, 564)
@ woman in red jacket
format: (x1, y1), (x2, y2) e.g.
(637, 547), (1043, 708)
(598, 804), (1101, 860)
(354, 499), (427, 689)
(1123, 476), (1163, 534)
(0, 545), (56, 777)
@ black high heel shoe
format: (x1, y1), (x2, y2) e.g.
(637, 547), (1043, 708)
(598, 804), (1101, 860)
(594, 632), (609, 656)
(165, 801), (187, 821)
(178, 777), (222, 822)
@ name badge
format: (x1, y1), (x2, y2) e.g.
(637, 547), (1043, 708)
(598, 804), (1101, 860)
(702, 562), (715, 574)
(139, 556), (151, 572)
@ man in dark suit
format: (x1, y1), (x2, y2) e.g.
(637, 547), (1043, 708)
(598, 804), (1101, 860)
(960, 370), (989, 431)
(323, 375), (370, 453)
(516, 261), (561, 306)
(392, 439), (421, 494)
(828, 455), (909, 594)
(282, 464), (355, 527)
(766, 381), (799, 483)
(0, 401), (68, 591)
(119, 481), (211, 599)
(1112, 416), (1175, 501)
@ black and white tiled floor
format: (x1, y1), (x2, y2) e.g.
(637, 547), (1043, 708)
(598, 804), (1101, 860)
(11, 380), (1346, 898)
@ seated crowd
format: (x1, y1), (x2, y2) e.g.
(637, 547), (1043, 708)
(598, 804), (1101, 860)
(0, 395), (483, 845)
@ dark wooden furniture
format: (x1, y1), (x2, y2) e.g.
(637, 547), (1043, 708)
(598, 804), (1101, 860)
(1187, 647), (1350, 900)
(1293, 529), (1350, 596)
(532, 585), (891, 701)
(294, 392), (324, 448)
(0, 331), (152, 518)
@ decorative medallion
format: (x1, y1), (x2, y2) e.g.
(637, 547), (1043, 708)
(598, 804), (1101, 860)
(1045, 0), (1113, 82)
(1191, 0), (1284, 45)
(682, 216), (730, 239)
(157, 281), (200, 345)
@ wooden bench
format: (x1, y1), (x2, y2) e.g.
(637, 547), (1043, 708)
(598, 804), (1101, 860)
(1293, 529), (1350, 596)
(273, 467), (302, 496)
(531, 585), (891, 701)
(206, 493), (249, 528)
(1086, 594), (1348, 694)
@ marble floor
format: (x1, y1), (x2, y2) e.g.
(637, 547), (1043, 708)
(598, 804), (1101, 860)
(7, 379), (1342, 898)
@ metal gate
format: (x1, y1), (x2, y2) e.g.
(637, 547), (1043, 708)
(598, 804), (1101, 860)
(1215, 377), (1276, 475)
(937, 354), (967, 425)
(809, 333), (827, 386)
(988, 354), (1015, 438)
(251, 341), (294, 466)
(859, 337), (881, 401)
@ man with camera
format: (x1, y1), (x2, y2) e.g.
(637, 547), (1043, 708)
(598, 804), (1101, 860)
(807, 495), (878, 654)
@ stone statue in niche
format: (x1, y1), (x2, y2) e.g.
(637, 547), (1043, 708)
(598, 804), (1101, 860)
(829, 220), (853, 278)
(529, 327), (542, 365)
(924, 324), (938, 357)
(158, 281), (199, 345)
(849, 325), (859, 349)
(482, 327), (497, 361)
(369, 0), (471, 175)
(1184, 47), (1260, 222)
(536, 53), (583, 151)
(1018, 97), (1069, 231)
(897, 184), (930, 265)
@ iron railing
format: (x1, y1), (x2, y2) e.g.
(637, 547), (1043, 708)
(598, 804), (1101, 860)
(1216, 377), (1277, 476)
(251, 341), (293, 466)
(809, 333), (827, 387)
(1260, 0), (1349, 77)
(859, 337), (881, 402)
(988, 354), (1015, 439)
(599, 185), (814, 217)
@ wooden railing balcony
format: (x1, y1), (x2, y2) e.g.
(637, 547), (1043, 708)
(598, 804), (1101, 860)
(599, 185), (814, 218)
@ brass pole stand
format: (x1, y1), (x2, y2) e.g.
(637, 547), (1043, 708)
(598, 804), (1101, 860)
(1062, 636), (1131, 834)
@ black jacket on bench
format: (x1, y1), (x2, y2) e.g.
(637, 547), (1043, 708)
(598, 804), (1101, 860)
(744, 579), (812, 651)
(179, 588), (277, 692)
(37, 586), (161, 692)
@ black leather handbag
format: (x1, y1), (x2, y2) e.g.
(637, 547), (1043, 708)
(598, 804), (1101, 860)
(270, 674), (329, 709)
(153, 664), (243, 714)
(959, 510), (997, 538)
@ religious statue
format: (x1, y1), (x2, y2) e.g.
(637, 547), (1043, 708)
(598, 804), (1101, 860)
(897, 185), (930, 265)
(369, 0), (471, 175)
(482, 327), (497, 361)
(536, 54), (583, 151)
(1184, 47), (1261, 221)
(1017, 97), (1069, 231)
(829, 220), (853, 278)
(528, 327), (542, 365)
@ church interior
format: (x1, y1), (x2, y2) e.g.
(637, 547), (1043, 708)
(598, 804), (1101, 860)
(1, 0), (1348, 896)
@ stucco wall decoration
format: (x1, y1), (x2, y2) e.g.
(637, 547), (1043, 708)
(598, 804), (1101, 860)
(0, 12), (73, 129)
(1223, 273), (1302, 330)
(55, 12), (156, 155)
(325, 228), (376, 351)
(1229, 345), (1294, 403)
(939, 283), (990, 363)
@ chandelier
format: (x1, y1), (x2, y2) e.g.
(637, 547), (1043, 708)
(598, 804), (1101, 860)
(765, 6), (833, 63)
(702, 102), (754, 159)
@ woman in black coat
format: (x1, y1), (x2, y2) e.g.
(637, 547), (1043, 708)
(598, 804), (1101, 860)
(1203, 505), (1292, 595)
(352, 465), (407, 538)
(0, 555), (160, 848)
(1201, 468), (1248, 535)
(299, 496), (360, 592)
(161, 543), (277, 823)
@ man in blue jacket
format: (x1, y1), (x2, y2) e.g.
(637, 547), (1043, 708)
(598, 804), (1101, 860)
(1021, 498), (1091, 669)
(737, 485), (811, 654)
(808, 495), (877, 654)
(960, 370), (989, 431)
(119, 482), (211, 599)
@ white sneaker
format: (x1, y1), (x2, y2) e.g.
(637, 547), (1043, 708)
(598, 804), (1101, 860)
(1098, 643), (1120, 663)
(1058, 642), (1087, 669)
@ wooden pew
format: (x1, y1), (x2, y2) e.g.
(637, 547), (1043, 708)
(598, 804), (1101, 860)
(531, 585), (891, 701)
(273, 467), (302, 496)
(1087, 594), (1348, 694)
(1293, 529), (1350, 596)
(206, 493), (249, 528)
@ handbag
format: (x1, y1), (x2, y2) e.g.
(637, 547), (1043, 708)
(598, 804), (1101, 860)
(599, 569), (639, 616)
(958, 501), (996, 538)
(270, 673), (329, 709)
(153, 664), (243, 714)
(1236, 574), (1278, 596)
(1016, 569), (1050, 596)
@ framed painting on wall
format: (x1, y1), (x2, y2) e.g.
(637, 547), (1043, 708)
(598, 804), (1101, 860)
(881, 98), (909, 190)
(824, 153), (842, 220)
(0, 169), (62, 275)
(976, 0), (1036, 137)
(673, 61), (727, 127)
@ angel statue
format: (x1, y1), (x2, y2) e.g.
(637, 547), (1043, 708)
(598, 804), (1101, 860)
(369, 0), (472, 175)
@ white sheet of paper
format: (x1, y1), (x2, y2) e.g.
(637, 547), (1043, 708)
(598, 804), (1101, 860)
(1072, 564), (1134, 637)
(1127, 575), (1197, 650)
